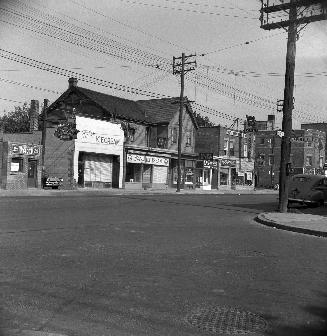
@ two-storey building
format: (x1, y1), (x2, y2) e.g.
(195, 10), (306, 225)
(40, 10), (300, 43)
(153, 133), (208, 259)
(195, 125), (255, 190)
(43, 78), (198, 190)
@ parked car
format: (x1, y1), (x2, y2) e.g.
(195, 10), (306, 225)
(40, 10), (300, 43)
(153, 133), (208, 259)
(288, 174), (327, 207)
(44, 176), (63, 189)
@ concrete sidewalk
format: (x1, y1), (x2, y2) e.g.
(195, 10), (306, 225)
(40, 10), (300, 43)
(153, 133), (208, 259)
(0, 187), (278, 197)
(255, 212), (327, 237)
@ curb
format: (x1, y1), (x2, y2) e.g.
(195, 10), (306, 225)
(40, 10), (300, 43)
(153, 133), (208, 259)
(254, 213), (327, 238)
(2, 330), (67, 336)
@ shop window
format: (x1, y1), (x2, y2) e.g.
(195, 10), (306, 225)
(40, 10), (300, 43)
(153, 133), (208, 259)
(306, 156), (312, 166)
(220, 168), (229, 185)
(171, 127), (178, 144)
(125, 163), (142, 182)
(259, 137), (265, 145)
(11, 157), (23, 172)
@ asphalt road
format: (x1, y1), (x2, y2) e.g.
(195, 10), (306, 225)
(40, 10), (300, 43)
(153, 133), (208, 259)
(0, 193), (326, 336)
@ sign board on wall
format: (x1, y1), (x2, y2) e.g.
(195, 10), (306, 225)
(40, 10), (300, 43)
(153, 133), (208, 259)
(11, 144), (40, 156)
(76, 116), (124, 148)
(220, 159), (236, 167)
(127, 154), (169, 166)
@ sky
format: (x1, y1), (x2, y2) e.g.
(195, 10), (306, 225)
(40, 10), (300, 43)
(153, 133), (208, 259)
(0, 0), (326, 129)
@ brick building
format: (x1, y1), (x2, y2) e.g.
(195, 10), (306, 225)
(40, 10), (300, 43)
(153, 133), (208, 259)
(0, 101), (43, 190)
(255, 125), (325, 189)
(195, 125), (255, 190)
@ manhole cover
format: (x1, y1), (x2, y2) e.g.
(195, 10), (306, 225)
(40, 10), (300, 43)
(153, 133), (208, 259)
(186, 307), (268, 335)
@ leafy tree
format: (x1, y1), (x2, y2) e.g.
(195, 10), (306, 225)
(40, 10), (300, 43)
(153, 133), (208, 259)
(194, 113), (215, 127)
(0, 103), (31, 133)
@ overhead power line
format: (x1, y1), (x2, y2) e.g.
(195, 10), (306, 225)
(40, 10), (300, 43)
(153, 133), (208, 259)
(118, 0), (258, 19)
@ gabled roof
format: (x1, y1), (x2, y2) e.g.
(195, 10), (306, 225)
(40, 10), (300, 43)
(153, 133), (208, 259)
(47, 84), (198, 128)
(136, 97), (198, 128)
(77, 87), (148, 123)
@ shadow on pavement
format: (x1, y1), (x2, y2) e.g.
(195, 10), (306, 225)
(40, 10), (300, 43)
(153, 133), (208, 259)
(264, 291), (327, 336)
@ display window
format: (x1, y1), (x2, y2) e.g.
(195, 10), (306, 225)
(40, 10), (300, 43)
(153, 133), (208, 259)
(220, 168), (229, 185)
(11, 157), (24, 173)
(125, 163), (142, 182)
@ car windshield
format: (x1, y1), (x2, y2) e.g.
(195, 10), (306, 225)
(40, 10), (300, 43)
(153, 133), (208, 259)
(292, 176), (311, 183)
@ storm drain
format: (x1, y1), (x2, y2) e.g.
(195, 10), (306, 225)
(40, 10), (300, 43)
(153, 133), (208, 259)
(186, 307), (268, 335)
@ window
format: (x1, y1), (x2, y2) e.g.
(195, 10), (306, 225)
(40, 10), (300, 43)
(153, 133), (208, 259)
(319, 157), (324, 168)
(229, 141), (234, 156)
(146, 127), (151, 147)
(223, 139), (229, 156)
(186, 131), (192, 146)
(243, 143), (248, 158)
(268, 155), (274, 165)
(259, 137), (265, 145)
(171, 127), (178, 143)
(11, 157), (24, 172)
(128, 128), (136, 142)
(306, 156), (313, 166)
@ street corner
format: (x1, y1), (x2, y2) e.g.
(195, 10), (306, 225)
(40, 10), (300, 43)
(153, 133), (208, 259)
(254, 212), (327, 237)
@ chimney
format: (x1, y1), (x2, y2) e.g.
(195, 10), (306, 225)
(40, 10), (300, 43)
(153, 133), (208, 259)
(29, 100), (39, 132)
(68, 77), (78, 88)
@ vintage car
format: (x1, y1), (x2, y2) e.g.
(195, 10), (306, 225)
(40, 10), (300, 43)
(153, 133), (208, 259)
(44, 176), (64, 189)
(288, 174), (327, 206)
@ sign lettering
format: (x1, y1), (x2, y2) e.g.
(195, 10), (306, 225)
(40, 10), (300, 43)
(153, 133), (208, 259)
(11, 144), (40, 156)
(199, 153), (213, 161)
(127, 154), (169, 166)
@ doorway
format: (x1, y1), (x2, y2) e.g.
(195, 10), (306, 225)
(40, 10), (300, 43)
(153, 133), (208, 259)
(27, 159), (38, 188)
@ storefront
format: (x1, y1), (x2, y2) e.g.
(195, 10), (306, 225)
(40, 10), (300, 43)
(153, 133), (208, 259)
(0, 141), (42, 190)
(73, 116), (124, 188)
(195, 159), (218, 190)
(125, 152), (170, 189)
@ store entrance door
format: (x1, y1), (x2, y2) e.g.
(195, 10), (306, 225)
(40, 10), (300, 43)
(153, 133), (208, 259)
(27, 159), (38, 188)
(112, 156), (120, 188)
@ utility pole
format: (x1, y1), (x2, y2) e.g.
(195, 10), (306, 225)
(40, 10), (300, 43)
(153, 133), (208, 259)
(260, 0), (327, 213)
(173, 53), (196, 192)
(41, 98), (49, 168)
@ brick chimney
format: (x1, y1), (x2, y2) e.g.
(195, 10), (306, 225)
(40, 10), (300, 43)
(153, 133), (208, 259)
(29, 99), (39, 132)
(68, 77), (78, 88)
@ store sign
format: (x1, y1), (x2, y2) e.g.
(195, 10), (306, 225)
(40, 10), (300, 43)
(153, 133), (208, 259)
(80, 130), (121, 145)
(11, 144), (40, 155)
(204, 160), (218, 168)
(220, 159), (236, 167)
(127, 154), (169, 166)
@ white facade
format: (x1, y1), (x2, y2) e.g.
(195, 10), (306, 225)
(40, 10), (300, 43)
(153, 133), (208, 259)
(74, 116), (124, 188)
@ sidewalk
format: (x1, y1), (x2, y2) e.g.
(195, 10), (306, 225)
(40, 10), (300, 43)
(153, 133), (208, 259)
(0, 187), (278, 197)
(255, 212), (327, 237)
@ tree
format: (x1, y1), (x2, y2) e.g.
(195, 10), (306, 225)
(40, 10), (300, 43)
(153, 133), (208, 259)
(0, 103), (31, 133)
(194, 112), (214, 127)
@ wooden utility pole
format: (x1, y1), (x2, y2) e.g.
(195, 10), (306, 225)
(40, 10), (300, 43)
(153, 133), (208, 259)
(173, 53), (196, 192)
(260, 0), (327, 212)
(41, 98), (49, 168)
